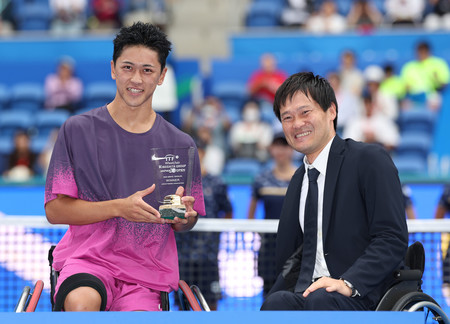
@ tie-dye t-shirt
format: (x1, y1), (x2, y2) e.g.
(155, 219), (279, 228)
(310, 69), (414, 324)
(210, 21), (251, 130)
(45, 106), (205, 292)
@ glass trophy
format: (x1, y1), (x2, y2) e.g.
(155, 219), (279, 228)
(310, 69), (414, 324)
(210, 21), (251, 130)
(151, 146), (195, 219)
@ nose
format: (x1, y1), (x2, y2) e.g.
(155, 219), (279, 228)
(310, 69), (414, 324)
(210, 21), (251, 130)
(292, 115), (304, 129)
(131, 70), (142, 84)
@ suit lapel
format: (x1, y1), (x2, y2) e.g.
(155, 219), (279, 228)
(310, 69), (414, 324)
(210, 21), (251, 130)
(322, 137), (345, 240)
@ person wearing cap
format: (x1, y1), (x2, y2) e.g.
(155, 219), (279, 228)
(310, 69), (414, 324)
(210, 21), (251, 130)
(248, 132), (298, 298)
(44, 56), (84, 113)
(363, 64), (399, 121)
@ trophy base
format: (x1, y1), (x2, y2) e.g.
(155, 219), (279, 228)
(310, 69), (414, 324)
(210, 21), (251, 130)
(159, 204), (186, 220)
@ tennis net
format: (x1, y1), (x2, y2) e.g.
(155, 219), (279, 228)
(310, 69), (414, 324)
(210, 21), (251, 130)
(1, 217), (450, 312)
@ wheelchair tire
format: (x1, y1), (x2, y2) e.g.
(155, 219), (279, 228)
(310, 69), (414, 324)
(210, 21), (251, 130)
(392, 292), (447, 324)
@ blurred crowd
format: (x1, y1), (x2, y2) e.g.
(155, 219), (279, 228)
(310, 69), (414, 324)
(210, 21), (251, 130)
(1, 0), (450, 36)
(0, 0), (171, 35)
(1, 37), (449, 182)
(272, 0), (450, 32)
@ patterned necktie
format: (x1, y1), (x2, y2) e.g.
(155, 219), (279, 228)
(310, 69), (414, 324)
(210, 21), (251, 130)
(295, 167), (320, 293)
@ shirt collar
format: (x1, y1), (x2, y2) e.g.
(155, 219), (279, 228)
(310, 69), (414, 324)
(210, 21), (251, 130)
(303, 136), (336, 176)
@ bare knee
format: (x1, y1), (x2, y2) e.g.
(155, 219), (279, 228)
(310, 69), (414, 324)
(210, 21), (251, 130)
(64, 287), (102, 311)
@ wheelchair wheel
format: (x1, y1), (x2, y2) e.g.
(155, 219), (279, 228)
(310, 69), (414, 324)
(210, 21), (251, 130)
(392, 292), (449, 324)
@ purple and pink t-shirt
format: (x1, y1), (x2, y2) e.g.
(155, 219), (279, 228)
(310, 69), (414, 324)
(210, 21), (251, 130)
(45, 106), (205, 292)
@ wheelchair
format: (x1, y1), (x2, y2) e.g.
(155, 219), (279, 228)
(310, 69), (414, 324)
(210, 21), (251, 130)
(14, 280), (44, 313)
(16, 245), (209, 312)
(375, 241), (449, 323)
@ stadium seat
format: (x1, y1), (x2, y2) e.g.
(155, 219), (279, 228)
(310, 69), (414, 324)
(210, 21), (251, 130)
(395, 132), (433, 164)
(223, 158), (262, 182)
(246, 2), (283, 27)
(10, 83), (45, 112)
(398, 109), (437, 136)
(13, 1), (52, 31)
(392, 154), (428, 175)
(34, 110), (70, 139)
(211, 81), (249, 122)
(0, 84), (9, 110)
(83, 82), (117, 109)
(0, 110), (34, 138)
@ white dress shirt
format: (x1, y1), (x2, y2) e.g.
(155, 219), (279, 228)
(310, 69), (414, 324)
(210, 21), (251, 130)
(299, 136), (335, 280)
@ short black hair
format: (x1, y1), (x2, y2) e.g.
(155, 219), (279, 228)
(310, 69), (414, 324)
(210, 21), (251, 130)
(112, 22), (172, 71)
(273, 71), (338, 130)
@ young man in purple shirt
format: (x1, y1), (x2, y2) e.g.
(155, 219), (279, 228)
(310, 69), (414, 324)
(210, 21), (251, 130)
(45, 22), (205, 312)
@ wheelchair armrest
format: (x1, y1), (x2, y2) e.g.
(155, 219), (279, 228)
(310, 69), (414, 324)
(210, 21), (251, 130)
(394, 269), (423, 281)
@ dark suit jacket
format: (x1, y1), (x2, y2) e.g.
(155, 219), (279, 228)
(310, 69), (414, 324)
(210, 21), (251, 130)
(274, 136), (409, 308)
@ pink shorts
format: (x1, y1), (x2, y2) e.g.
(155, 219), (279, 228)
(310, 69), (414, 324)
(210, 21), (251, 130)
(55, 262), (163, 311)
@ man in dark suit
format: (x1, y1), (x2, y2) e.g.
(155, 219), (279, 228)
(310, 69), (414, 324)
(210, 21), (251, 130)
(260, 72), (408, 311)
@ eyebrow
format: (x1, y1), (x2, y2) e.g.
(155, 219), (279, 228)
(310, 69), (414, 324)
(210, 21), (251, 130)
(120, 60), (155, 68)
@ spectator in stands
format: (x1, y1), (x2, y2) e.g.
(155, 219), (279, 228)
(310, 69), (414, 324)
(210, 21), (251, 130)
(327, 71), (362, 136)
(44, 56), (84, 113)
(229, 99), (273, 162)
(123, 0), (170, 30)
(343, 92), (400, 153)
(363, 65), (399, 121)
(175, 139), (233, 310)
(379, 64), (407, 102)
(182, 96), (231, 156)
(87, 0), (122, 30)
(3, 130), (37, 182)
(0, 0), (14, 35)
(194, 125), (226, 176)
(152, 63), (177, 122)
(305, 0), (347, 34)
(338, 50), (365, 97)
(247, 53), (287, 104)
(400, 41), (450, 111)
(49, 0), (87, 35)
(384, 0), (426, 26)
(346, 0), (383, 33)
(280, 0), (314, 27)
(423, 0), (450, 30)
(434, 184), (450, 306)
(248, 132), (298, 299)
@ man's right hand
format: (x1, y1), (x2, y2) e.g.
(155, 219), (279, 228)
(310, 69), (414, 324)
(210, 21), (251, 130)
(120, 184), (165, 224)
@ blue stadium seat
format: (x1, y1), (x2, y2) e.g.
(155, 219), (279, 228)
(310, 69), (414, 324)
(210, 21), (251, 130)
(223, 158), (262, 179)
(246, 2), (283, 27)
(83, 82), (117, 109)
(13, 1), (52, 31)
(395, 132), (432, 165)
(398, 109), (437, 135)
(0, 84), (10, 111)
(392, 155), (428, 175)
(10, 83), (45, 112)
(211, 82), (249, 123)
(0, 110), (34, 138)
(34, 110), (70, 139)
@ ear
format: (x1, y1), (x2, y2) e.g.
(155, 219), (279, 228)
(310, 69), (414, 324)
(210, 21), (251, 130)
(328, 102), (337, 123)
(157, 67), (168, 86)
(110, 60), (116, 80)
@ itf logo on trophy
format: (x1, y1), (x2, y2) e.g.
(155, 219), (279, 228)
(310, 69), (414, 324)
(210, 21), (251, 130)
(151, 147), (195, 219)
